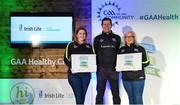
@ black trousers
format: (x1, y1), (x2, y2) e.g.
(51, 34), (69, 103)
(96, 67), (121, 104)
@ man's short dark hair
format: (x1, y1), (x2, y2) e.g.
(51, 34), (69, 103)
(101, 17), (112, 26)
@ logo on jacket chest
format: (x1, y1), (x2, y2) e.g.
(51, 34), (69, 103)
(120, 49), (125, 53)
(73, 45), (78, 48)
(86, 45), (90, 49)
(99, 38), (116, 48)
(99, 38), (117, 43)
(101, 45), (115, 48)
(134, 48), (139, 52)
(112, 38), (117, 42)
(100, 38), (104, 43)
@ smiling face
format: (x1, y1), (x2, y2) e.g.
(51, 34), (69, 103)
(124, 31), (135, 46)
(102, 20), (112, 33)
(76, 29), (87, 44)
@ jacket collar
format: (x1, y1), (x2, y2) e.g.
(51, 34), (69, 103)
(102, 30), (113, 35)
(125, 43), (136, 48)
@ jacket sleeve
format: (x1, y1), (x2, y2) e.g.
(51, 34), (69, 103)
(92, 37), (98, 54)
(141, 46), (150, 67)
(117, 36), (122, 49)
(64, 42), (72, 67)
(117, 47), (122, 54)
(89, 44), (94, 54)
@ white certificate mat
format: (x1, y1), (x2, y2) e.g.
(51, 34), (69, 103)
(116, 53), (142, 71)
(71, 54), (97, 73)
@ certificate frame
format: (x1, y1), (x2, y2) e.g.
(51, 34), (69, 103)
(71, 54), (97, 73)
(116, 53), (142, 71)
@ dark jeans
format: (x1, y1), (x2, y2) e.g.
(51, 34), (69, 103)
(123, 80), (145, 105)
(68, 73), (91, 104)
(96, 68), (121, 104)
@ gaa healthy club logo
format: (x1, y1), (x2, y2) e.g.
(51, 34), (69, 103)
(10, 82), (35, 105)
(80, 56), (88, 68)
(97, 1), (134, 26)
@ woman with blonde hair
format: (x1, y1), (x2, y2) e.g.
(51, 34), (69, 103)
(118, 31), (150, 105)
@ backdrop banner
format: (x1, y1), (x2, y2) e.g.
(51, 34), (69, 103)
(92, 0), (180, 104)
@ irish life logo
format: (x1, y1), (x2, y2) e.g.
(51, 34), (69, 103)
(97, 2), (134, 26)
(10, 82), (35, 105)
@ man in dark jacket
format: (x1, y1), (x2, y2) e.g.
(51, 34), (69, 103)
(93, 17), (121, 104)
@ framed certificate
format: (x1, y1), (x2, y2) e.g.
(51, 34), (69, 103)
(71, 54), (97, 73)
(116, 53), (142, 71)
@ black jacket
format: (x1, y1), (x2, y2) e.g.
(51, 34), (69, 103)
(118, 44), (150, 80)
(64, 42), (93, 73)
(93, 31), (121, 69)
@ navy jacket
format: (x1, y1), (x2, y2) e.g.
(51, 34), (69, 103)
(118, 44), (150, 80)
(64, 42), (93, 73)
(93, 31), (121, 69)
